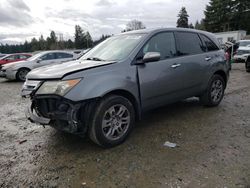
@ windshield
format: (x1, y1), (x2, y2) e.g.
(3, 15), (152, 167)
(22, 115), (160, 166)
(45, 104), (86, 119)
(239, 41), (250, 47)
(81, 34), (145, 61)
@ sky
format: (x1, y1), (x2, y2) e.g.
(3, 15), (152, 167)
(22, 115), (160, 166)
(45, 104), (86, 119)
(0, 0), (210, 44)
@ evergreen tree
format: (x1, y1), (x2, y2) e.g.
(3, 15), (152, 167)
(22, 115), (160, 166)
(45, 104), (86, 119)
(204, 0), (250, 33)
(74, 25), (85, 49)
(177, 7), (189, 28)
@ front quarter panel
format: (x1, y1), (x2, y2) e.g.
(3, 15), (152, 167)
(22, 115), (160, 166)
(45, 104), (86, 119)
(63, 62), (139, 103)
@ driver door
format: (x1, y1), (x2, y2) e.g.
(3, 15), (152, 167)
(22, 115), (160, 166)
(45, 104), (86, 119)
(35, 52), (57, 68)
(137, 32), (185, 110)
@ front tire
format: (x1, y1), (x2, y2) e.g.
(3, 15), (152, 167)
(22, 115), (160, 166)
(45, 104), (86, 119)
(88, 95), (135, 148)
(200, 74), (225, 107)
(16, 68), (30, 81)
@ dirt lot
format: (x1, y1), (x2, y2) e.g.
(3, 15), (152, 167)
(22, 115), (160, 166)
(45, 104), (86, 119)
(0, 64), (250, 188)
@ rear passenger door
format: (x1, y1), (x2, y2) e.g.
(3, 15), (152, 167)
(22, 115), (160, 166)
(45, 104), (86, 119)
(37, 52), (57, 67)
(174, 31), (208, 96)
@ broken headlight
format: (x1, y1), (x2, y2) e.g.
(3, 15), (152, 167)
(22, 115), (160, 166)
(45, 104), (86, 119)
(36, 79), (81, 96)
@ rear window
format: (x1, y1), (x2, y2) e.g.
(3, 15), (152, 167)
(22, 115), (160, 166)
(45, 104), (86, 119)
(200, 34), (219, 52)
(175, 32), (204, 56)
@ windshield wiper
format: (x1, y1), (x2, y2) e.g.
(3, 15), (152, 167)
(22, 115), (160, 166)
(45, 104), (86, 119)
(85, 57), (105, 61)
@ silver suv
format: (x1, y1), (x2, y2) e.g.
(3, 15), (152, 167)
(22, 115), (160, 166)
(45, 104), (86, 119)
(22, 28), (229, 147)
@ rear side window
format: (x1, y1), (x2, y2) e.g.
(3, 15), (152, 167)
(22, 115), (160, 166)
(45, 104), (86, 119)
(175, 32), (204, 56)
(143, 32), (177, 60)
(19, 55), (29, 59)
(41, 53), (56, 60)
(200, 35), (220, 51)
(56, 53), (73, 59)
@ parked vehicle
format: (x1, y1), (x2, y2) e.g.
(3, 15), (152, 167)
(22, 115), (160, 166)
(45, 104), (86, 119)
(22, 28), (229, 147)
(0, 54), (6, 58)
(0, 51), (76, 81)
(234, 40), (250, 63)
(245, 55), (250, 72)
(0, 53), (32, 65)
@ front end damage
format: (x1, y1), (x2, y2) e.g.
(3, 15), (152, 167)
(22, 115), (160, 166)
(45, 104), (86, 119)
(26, 95), (90, 135)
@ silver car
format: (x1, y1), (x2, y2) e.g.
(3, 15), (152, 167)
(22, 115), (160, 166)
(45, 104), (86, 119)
(0, 50), (76, 81)
(22, 28), (229, 147)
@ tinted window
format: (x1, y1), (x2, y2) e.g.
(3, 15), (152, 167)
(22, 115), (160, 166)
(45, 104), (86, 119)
(41, 53), (56, 60)
(56, 53), (73, 59)
(5, 55), (15, 60)
(201, 35), (219, 51)
(19, 55), (30, 59)
(176, 32), (204, 56)
(143, 32), (176, 59)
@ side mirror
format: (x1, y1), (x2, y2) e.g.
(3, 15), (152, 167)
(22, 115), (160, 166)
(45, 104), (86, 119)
(143, 52), (161, 63)
(37, 58), (42, 63)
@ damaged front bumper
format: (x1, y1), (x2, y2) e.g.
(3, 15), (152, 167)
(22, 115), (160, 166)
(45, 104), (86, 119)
(26, 95), (87, 134)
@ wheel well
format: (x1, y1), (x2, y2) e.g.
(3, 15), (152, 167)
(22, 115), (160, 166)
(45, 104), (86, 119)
(16, 67), (31, 80)
(18, 67), (30, 72)
(214, 70), (227, 84)
(103, 90), (140, 120)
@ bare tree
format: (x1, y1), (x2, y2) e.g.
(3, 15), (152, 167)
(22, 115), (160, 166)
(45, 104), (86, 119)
(123, 19), (146, 32)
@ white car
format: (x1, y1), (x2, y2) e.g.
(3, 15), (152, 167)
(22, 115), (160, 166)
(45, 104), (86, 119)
(234, 40), (250, 63)
(0, 50), (76, 81)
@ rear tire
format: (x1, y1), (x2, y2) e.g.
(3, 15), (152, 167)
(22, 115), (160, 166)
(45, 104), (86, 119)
(88, 95), (135, 148)
(16, 68), (30, 81)
(200, 74), (225, 107)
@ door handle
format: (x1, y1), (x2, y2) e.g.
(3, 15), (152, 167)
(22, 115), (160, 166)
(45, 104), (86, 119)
(171, 64), (181, 68)
(205, 57), (212, 61)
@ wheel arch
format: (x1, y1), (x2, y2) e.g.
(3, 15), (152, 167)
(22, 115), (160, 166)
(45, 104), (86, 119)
(213, 70), (227, 85)
(102, 89), (141, 120)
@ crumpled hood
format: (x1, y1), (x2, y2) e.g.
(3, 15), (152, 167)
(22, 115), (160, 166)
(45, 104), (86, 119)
(27, 59), (115, 80)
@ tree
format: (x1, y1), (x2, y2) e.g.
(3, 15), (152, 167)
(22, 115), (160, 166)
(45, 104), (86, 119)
(75, 25), (85, 49)
(124, 19), (146, 32)
(38, 35), (46, 50)
(177, 7), (189, 28)
(84, 31), (93, 48)
(195, 19), (205, 30)
(189, 23), (194, 29)
(204, 0), (250, 33)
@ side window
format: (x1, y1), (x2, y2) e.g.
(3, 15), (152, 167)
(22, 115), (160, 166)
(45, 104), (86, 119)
(200, 35), (220, 52)
(40, 53), (56, 60)
(175, 32), (204, 56)
(5, 55), (15, 61)
(19, 55), (29, 59)
(56, 53), (73, 59)
(14, 55), (20, 60)
(143, 32), (177, 60)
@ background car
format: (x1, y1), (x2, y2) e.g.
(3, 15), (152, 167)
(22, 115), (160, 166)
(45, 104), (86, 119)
(0, 53), (32, 65)
(245, 55), (250, 72)
(234, 40), (250, 63)
(0, 50), (76, 81)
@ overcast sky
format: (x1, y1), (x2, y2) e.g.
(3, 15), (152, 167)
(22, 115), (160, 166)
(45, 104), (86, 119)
(0, 0), (210, 44)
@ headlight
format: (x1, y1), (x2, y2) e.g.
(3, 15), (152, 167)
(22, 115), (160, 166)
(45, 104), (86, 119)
(36, 79), (81, 96)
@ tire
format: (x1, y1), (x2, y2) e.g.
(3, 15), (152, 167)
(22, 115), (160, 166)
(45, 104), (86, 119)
(88, 95), (135, 148)
(16, 68), (30, 81)
(200, 74), (225, 107)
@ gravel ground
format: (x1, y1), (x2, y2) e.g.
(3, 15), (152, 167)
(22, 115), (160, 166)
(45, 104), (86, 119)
(0, 63), (250, 188)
